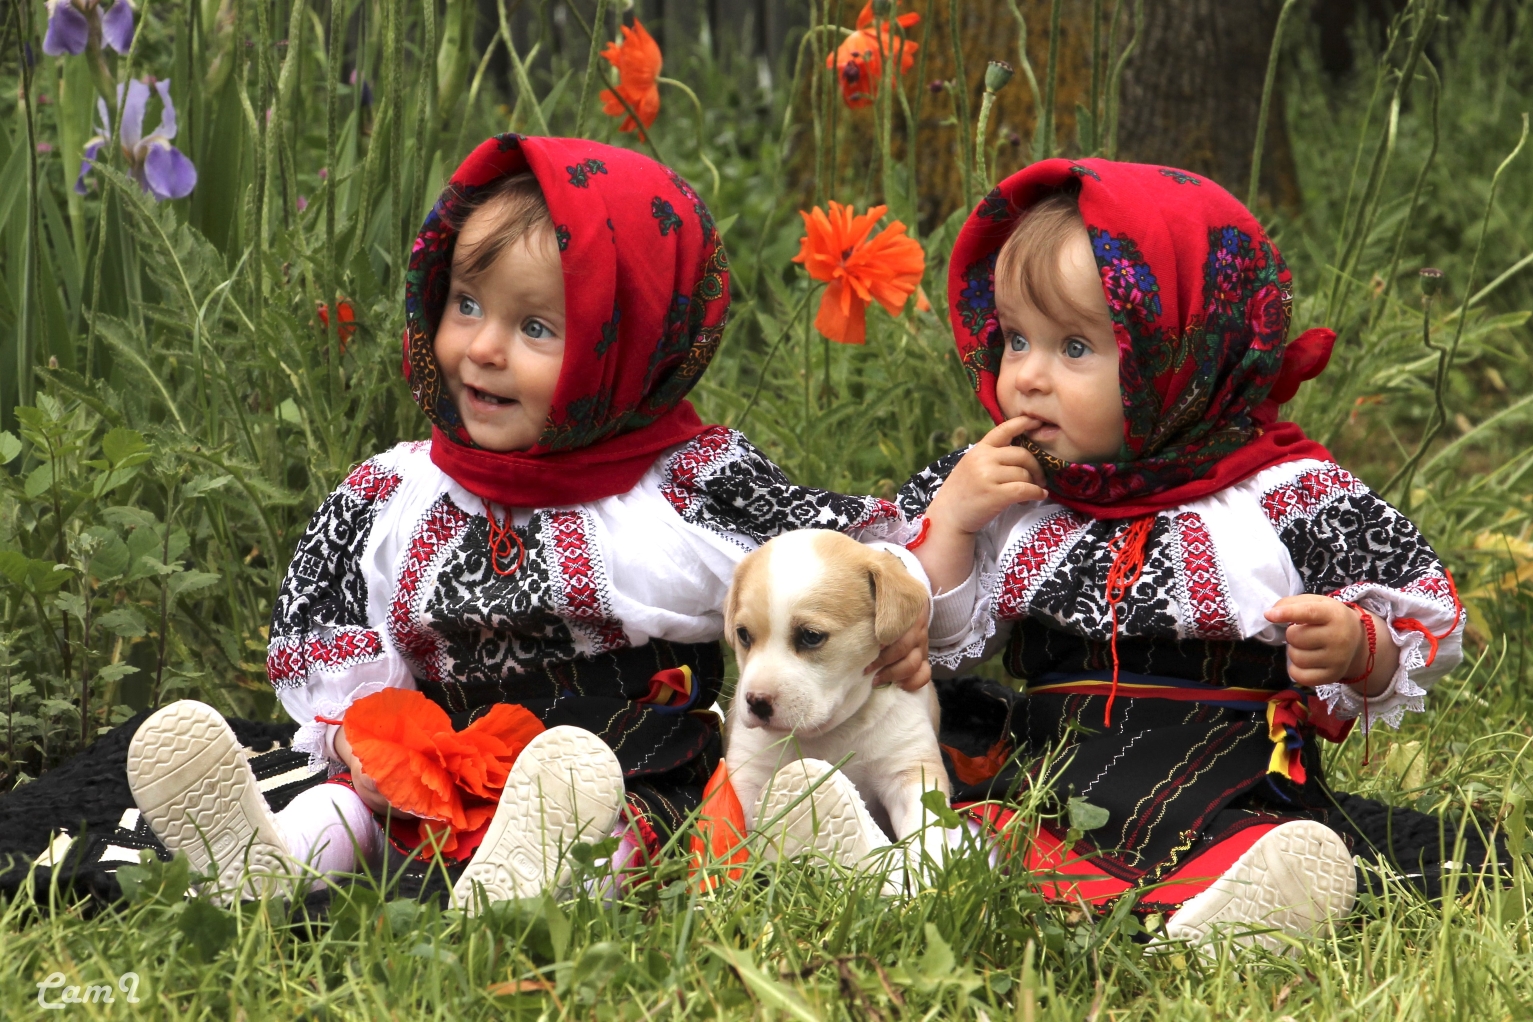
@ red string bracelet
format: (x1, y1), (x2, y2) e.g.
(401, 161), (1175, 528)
(483, 500), (526, 576)
(1339, 601), (1378, 765)
(905, 517), (933, 550)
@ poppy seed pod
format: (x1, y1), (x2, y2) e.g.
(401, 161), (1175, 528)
(871, 0), (894, 16)
(1419, 267), (1445, 298)
(985, 60), (1014, 93)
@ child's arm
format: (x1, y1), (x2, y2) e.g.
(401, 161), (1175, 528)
(1264, 596), (1399, 695)
(1258, 462), (1464, 730)
(267, 454), (418, 775)
(911, 418), (1047, 596)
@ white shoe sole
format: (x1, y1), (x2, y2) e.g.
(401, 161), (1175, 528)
(125, 700), (292, 901)
(452, 726), (624, 913)
(752, 759), (886, 870)
(1164, 820), (1357, 953)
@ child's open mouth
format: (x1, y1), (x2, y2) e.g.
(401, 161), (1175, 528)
(466, 384), (518, 409)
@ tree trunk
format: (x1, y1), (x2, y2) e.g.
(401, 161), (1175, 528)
(1114, 0), (1300, 210)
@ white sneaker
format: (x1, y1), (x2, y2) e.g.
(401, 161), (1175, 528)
(126, 700), (294, 902)
(752, 759), (891, 873)
(452, 726), (624, 913)
(1164, 820), (1357, 953)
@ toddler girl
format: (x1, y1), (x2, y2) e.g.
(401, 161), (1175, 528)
(904, 159), (1463, 949)
(124, 135), (929, 905)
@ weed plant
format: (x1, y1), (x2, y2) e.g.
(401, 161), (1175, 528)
(0, 0), (1531, 1016)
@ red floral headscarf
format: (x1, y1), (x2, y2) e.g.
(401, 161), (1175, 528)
(948, 158), (1335, 519)
(404, 134), (729, 508)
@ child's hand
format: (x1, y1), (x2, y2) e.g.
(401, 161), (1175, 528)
(333, 727), (412, 818)
(914, 418), (1048, 597)
(866, 614), (931, 691)
(927, 417), (1049, 536)
(1265, 595), (1397, 695)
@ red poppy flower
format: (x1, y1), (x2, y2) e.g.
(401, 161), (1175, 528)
(793, 201), (926, 345)
(827, 2), (921, 108)
(317, 298), (357, 353)
(342, 688), (544, 859)
(600, 19), (662, 138)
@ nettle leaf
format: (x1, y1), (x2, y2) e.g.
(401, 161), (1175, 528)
(101, 427), (150, 467)
(169, 570), (221, 599)
(97, 606), (149, 637)
(183, 473), (234, 499)
(86, 527), (132, 579)
(95, 662), (140, 684)
(0, 431), (20, 465)
(1067, 796), (1111, 833)
(102, 505), (161, 532)
(0, 550), (30, 586)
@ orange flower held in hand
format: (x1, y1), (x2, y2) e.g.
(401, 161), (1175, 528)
(828, 1), (921, 108)
(793, 202), (926, 345)
(600, 19), (662, 138)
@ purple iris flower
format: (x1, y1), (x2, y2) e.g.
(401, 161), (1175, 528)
(76, 79), (197, 201)
(43, 0), (135, 57)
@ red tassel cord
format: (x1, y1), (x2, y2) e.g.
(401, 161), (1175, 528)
(1102, 516), (1155, 727)
(1339, 601), (1378, 765)
(482, 500), (526, 576)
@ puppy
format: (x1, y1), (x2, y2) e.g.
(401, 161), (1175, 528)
(723, 529), (952, 849)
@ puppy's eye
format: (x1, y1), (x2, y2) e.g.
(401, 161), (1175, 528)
(794, 627), (827, 652)
(734, 626), (752, 649)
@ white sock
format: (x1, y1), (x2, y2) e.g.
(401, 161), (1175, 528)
(274, 783), (384, 888)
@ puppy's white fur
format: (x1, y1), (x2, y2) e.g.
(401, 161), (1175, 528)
(724, 530), (951, 851)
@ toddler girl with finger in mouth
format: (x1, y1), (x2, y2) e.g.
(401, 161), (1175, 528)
(903, 159), (1464, 949)
(123, 135), (931, 906)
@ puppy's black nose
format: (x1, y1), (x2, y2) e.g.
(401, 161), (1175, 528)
(747, 695), (774, 722)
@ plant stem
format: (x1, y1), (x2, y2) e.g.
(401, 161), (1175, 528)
(975, 89), (998, 187)
(1247, 0), (1299, 211)
(1038, 0), (1062, 162)
(498, 0), (551, 136)
(575, 0), (610, 137)
(658, 77), (721, 196)
(1104, 0), (1142, 160)
(1003, 0), (1043, 158)
(947, 0), (974, 202)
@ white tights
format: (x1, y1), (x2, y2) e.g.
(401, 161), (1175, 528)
(274, 782), (385, 886)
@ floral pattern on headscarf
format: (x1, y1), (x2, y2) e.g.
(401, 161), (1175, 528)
(947, 158), (1310, 513)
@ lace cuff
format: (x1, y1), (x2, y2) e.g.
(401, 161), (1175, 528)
(291, 680), (397, 772)
(1313, 600), (1434, 733)
(930, 566), (981, 648)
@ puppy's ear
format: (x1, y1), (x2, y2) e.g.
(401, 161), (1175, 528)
(724, 547), (764, 649)
(868, 551), (930, 646)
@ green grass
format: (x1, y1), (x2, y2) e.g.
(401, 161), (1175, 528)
(1, 0), (1532, 1016)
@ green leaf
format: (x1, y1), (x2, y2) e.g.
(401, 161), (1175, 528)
(97, 606), (148, 637)
(0, 550), (29, 586)
(118, 849), (192, 906)
(1067, 796), (1111, 833)
(100, 427), (150, 467)
(169, 570), (221, 598)
(86, 527), (132, 579)
(95, 662), (140, 684)
(918, 922), (956, 980)
(569, 941), (627, 995)
(714, 213), (739, 239)
(543, 892), (571, 963)
(921, 788), (963, 829)
(710, 945), (822, 1022)
(178, 898), (237, 962)
(0, 431), (20, 465)
(183, 473), (234, 498)
(23, 463), (53, 499)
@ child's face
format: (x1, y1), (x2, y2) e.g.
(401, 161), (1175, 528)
(433, 211), (566, 453)
(994, 228), (1124, 464)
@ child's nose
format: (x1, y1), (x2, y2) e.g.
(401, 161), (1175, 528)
(1011, 352), (1052, 393)
(466, 324), (512, 367)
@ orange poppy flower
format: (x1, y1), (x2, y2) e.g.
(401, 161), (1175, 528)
(600, 19), (662, 138)
(342, 688), (544, 859)
(793, 201), (926, 345)
(688, 761), (749, 890)
(316, 298), (357, 353)
(828, 2), (921, 108)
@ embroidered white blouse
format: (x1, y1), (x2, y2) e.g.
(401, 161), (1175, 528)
(268, 427), (920, 768)
(911, 457), (1464, 732)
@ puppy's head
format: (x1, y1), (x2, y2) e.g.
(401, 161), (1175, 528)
(725, 530), (929, 735)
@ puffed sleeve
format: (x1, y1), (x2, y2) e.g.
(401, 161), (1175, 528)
(1261, 462), (1466, 731)
(266, 455), (417, 769)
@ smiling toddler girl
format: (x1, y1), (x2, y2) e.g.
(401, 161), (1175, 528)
(905, 160), (1464, 949)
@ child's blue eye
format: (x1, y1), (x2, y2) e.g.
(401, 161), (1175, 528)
(1065, 338), (1088, 359)
(456, 295), (482, 318)
(524, 319), (551, 339)
(1008, 332), (1029, 353)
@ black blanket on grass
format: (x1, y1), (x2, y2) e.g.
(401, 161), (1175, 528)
(0, 677), (1508, 912)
